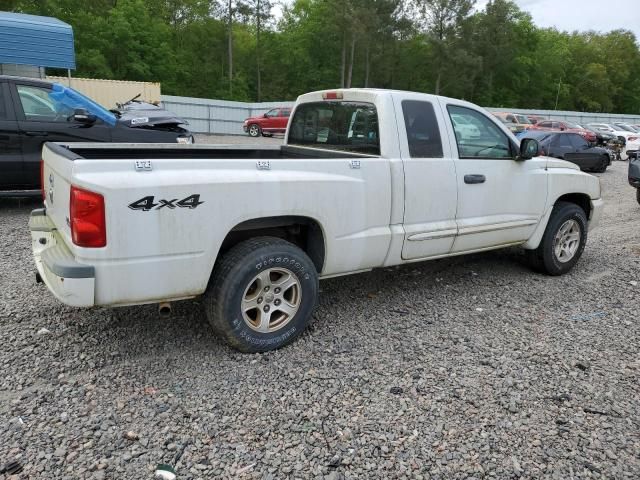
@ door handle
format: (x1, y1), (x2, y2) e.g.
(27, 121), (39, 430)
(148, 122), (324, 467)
(464, 174), (486, 184)
(25, 131), (48, 137)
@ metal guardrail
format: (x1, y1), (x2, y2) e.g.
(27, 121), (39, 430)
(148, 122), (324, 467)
(161, 94), (640, 135)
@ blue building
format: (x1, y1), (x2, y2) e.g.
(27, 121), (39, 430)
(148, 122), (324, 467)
(0, 11), (75, 78)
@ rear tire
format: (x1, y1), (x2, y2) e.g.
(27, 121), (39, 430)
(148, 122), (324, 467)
(203, 237), (319, 353)
(595, 156), (608, 173)
(525, 202), (588, 276)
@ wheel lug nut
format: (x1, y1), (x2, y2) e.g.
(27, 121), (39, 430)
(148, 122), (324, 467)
(263, 305), (270, 312)
(257, 297), (263, 304)
(264, 286), (270, 292)
(274, 287), (281, 294)
(274, 299), (281, 306)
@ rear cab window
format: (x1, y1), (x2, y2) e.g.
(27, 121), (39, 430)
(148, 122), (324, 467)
(401, 100), (443, 158)
(288, 101), (379, 155)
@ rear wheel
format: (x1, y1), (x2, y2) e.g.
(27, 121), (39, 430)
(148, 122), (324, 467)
(595, 156), (608, 173)
(526, 202), (588, 275)
(204, 237), (319, 352)
(248, 124), (261, 137)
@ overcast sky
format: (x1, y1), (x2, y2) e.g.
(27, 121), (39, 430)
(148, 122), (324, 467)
(476, 0), (639, 40)
(277, 1), (638, 40)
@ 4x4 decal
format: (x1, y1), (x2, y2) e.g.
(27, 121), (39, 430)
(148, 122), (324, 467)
(128, 194), (204, 211)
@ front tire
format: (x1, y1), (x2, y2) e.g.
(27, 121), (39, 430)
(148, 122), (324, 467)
(248, 124), (261, 137)
(204, 237), (319, 353)
(526, 202), (588, 275)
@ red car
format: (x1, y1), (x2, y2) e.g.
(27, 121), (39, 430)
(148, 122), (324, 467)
(532, 120), (597, 143)
(243, 107), (291, 137)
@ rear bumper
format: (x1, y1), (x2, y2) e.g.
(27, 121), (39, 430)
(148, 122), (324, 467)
(589, 198), (604, 231)
(29, 209), (95, 307)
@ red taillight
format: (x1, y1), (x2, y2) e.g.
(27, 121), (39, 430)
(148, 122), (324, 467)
(322, 91), (343, 100)
(629, 136), (638, 142)
(40, 159), (45, 201)
(70, 186), (106, 248)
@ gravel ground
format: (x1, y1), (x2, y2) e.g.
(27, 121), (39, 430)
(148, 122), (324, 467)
(1, 160), (639, 479)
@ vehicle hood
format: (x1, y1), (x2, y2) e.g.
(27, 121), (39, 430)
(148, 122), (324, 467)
(115, 106), (188, 128)
(243, 115), (263, 123)
(541, 156), (580, 170)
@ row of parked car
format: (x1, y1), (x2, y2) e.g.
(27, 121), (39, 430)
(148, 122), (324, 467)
(490, 112), (640, 173)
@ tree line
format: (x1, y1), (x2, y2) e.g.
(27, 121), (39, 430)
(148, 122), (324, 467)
(3, 0), (640, 113)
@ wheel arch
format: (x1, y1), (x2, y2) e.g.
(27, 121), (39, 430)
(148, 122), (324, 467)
(523, 192), (593, 250)
(217, 215), (326, 274)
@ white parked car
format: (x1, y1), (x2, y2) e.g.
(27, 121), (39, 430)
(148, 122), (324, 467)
(31, 89), (603, 352)
(451, 113), (482, 139)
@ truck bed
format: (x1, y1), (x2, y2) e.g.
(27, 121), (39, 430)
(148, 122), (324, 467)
(48, 142), (374, 160)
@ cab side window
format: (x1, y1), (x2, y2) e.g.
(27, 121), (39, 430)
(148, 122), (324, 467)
(447, 105), (512, 159)
(265, 109), (278, 118)
(554, 134), (573, 149)
(280, 109), (291, 117)
(401, 100), (443, 158)
(570, 134), (588, 149)
(17, 85), (71, 122)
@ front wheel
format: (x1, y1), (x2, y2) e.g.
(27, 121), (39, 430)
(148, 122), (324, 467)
(248, 124), (261, 137)
(204, 237), (319, 352)
(525, 202), (588, 275)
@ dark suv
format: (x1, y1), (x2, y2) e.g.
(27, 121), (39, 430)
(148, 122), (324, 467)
(0, 75), (192, 195)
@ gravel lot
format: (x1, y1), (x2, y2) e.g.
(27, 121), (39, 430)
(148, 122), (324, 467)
(1, 159), (639, 479)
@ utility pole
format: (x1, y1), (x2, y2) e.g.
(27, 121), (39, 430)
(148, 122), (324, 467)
(554, 77), (562, 111)
(228, 0), (233, 97)
(256, 0), (261, 102)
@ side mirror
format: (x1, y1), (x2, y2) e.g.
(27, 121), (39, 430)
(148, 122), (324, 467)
(559, 127), (566, 131)
(263, 113), (268, 118)
(71, 108), (96, 125)
(518, 138), (539, 160)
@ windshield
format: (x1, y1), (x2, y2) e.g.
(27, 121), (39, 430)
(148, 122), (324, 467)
(288, 101), (379, 155)
(50, 83), (116, 125)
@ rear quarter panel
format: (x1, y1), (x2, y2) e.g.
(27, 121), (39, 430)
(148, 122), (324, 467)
(62, 154), (392, 306)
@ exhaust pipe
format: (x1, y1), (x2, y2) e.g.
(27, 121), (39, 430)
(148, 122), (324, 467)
(158, 302), (172, 317)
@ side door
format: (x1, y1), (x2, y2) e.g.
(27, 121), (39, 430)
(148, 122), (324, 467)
(11, 82), (113, 188)
(276, 108), (291, 132)
(549, 133), (574, 159)
(397, 97), (458, 260)
(0, 81), (23, 188)
(443, 102), (548, 253)
(565, 134), (597, 170)
(261, 108), (280, 133)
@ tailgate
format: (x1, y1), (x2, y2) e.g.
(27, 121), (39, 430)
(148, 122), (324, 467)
(42, 142), (79, 246)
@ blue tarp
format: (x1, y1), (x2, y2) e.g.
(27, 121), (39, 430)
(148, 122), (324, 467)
(0, 11), (75, 69)
(49, 84), (116, 125)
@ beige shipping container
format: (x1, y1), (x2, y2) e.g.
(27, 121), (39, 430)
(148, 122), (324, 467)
(46, 76), (161, 109)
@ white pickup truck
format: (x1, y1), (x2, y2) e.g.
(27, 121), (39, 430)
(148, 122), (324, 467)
(31, 89), (603, 352)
